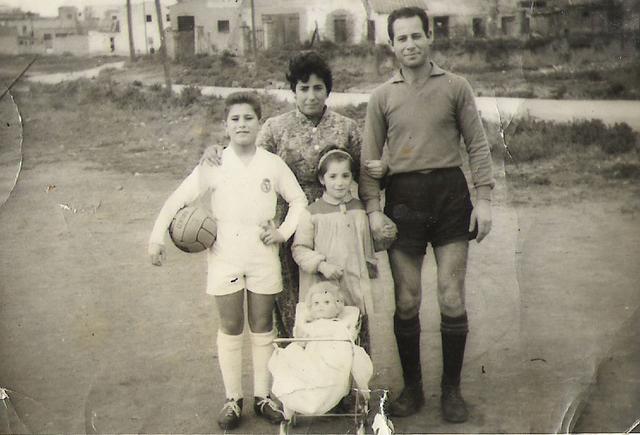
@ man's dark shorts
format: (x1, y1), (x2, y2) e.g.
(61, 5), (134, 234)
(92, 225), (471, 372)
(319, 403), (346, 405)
(384, 168), (477, 255)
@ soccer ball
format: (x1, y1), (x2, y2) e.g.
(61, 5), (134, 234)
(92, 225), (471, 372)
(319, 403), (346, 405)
(169, 206), (216, 253)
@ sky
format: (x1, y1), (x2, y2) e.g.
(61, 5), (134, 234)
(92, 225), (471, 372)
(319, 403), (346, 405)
(0, 0), (177, 17)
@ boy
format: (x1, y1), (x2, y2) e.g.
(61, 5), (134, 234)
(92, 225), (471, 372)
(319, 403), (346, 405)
(148, 92), (307, 430)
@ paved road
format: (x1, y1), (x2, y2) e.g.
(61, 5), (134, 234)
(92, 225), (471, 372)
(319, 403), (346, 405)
(27, 61), (640, 132)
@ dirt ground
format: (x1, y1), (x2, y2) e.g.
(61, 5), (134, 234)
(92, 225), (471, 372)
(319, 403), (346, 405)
(1, 81), (639, 434)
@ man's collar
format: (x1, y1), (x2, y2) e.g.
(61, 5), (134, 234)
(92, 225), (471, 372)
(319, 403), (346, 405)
(391, 61), (445, 83)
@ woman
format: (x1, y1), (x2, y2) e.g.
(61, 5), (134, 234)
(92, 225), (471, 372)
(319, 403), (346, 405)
(204, 51), (384, 341)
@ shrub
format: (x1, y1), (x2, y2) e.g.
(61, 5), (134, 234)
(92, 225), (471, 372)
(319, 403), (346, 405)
(601, 162), (640, 179)
(505, 128), (557, 162)
(600, 123), (637, 154)
(505, 118), (638, 162)
(177, 85), (202, 106)
(113, 84), (150, 110)
(220, 50), (237, 67)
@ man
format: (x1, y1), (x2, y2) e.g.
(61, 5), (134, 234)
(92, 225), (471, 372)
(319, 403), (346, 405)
(359, 7), (494, 423)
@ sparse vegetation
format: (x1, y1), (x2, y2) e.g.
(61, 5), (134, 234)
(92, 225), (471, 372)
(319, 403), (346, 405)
(504, 118), (638, 162)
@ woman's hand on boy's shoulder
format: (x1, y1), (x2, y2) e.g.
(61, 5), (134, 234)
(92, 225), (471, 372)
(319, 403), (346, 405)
(259, 220), (285, 245)
(149, 242), (166, 266)
(201, 144), (225, 167)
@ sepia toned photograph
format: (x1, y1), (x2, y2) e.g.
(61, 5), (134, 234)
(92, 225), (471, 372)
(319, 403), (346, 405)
(1, 0), (639, 433)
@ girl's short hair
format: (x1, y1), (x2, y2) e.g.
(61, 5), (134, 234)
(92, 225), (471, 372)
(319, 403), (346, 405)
(317, 146), (357, 180)
(286, 51), (333, 95)
(224, 91), (262, 120)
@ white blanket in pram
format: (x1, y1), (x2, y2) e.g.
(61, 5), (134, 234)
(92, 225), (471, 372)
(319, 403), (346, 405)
(269, 307), (373, 416)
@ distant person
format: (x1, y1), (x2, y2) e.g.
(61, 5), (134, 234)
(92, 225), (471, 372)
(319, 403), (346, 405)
(148, 92), (307, 430)
(359, 7), (495, 423)
(202, 51), (385, 340)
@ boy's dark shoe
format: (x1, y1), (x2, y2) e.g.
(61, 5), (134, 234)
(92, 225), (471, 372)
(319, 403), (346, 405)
(217, 398), (243, 430)
(388, 383), (425, 417)
(441, 384), (469, 423)
(254, 396), (284, 424)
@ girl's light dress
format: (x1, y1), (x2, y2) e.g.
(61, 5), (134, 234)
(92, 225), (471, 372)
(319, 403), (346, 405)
(291, 193), (377, 316)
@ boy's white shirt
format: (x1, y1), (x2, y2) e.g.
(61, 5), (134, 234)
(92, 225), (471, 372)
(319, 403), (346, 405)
(149, 146), (307, 247)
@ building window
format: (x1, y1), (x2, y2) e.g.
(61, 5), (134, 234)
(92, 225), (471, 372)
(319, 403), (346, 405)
(519, 0), (546, 6)
(521, 10), (530, 34)
(472, 17), (485, 37)
(22, 25), (27, 35)
(166, 14), (170, 22)
(334, 15), (348, 43)
(218, 20), (230, 33)
(501, 16), (516, 35)
(433, 16), (449, 39)
(146, 14), (152, 22)
(367, 19), (375, 42)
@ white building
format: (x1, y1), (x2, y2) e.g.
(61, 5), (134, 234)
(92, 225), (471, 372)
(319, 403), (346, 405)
(89, 1), (171, 56)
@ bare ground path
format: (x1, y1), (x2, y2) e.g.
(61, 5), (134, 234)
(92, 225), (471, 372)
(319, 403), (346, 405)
(0, 63), (638, 433)
(0, 146), (638, 432)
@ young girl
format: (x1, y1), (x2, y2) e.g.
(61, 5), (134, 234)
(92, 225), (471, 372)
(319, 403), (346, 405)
(148, 92), (307, 431)
(291, 147), (377, 352)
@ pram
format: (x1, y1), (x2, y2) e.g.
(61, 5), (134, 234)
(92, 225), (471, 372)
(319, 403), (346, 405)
(269, 302), (373, 435)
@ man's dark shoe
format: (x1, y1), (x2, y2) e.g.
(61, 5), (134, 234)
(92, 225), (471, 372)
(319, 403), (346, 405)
(441, 384), (469, 423)
(254, 396), (284, 424)
(388, 383), (425, 417)
(218, 398), (243, 430)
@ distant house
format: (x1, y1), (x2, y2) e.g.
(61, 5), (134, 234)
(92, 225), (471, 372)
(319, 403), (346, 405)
(0, 6), (88, 55)
(163, 0), (639, 59)
(522, 0), (632, 37)
(250, 0), (369, 49)
(167, 0), (371, 57)
(168, 0), (245, 58)
(0, 24), (18, 54)
(87, 1), (171, 56)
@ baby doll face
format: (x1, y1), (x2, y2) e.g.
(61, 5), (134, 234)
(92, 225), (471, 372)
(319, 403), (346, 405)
(309, 290), (341, 320)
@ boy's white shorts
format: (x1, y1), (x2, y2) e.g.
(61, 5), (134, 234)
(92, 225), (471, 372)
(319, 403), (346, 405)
(206, 249), (282, 296)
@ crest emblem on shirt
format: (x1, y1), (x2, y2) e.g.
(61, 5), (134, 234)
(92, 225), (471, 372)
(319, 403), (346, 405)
(261, 178), (271, 193)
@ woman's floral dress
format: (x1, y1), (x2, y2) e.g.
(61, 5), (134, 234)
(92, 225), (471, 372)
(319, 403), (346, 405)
(257, 107), (362, 339)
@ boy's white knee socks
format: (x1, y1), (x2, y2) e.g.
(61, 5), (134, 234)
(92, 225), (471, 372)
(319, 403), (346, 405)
(217, 330), (244, 400)
(250, 329), (276, 398)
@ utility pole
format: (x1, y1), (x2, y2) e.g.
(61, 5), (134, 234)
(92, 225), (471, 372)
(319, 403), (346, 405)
(126, 0), (135, 61)
(154, 0), (172, 95)
(250, 0), (258, 54)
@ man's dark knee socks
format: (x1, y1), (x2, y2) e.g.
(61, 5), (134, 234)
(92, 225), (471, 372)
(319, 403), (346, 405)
(394, 313), (422, 385)
(440, 312), (469, 387)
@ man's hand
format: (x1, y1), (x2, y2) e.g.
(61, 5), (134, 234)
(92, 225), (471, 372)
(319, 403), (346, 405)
(364, 160), (388, 179)
(149, 242), (166, 266)
(259, 220), (285, 245)
(200, 144), (224, 166)
(469, 199), (492, 243)
(318, 262), (344, 280)
(369, 210), (397, 241)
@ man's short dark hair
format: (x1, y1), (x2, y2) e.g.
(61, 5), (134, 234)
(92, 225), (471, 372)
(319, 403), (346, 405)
(388, 7), (430, 41)
(224, 91), (262, 120)
(285, 51), (333, 95)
